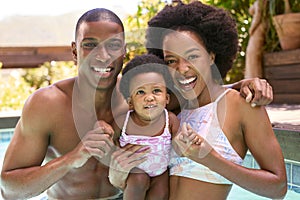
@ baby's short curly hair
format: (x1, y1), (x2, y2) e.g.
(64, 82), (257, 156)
(146, 1), (238, 78)
(120, 54), (174, 99)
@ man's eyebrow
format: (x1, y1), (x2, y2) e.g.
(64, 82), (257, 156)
(82, 38), (123, 43)
(82, 38), (98, 42)
(107, 38), (123, 42)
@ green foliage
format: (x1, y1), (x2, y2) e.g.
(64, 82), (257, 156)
(22, 61), (77, 89)
(0, 69), (34, 111)
(0, 61), (77, 111)
(206, 0), (256, 83)
(269, 0), (300, 15)
(124, 0), (166, 63)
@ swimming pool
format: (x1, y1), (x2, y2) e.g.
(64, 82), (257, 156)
(1, 129), (300, 200)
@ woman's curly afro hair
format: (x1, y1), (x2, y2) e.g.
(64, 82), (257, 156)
(146, 1), (239, 78)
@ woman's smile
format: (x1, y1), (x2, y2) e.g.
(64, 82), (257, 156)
(176, 75), (198, 91)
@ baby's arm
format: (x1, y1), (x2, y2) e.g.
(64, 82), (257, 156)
(168, 111), (180, 138)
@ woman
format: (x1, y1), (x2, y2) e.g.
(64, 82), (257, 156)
(109, 1), (286, 199)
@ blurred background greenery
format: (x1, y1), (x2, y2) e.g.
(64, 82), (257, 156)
(0, 0), (287, 111)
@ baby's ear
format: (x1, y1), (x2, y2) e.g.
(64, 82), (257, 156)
(127, 97), (134, 109)
(166, 93), (170, 104)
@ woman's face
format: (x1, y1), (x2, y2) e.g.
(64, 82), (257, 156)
(162, 30), (214, 100)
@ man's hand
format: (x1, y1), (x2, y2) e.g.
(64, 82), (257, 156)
(232, 78), (273, 107)
(69, 121), (115, 168)
(109, 144), (149, 190)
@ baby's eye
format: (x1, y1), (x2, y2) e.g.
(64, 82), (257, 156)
(153, 88), (162, 94)
(136, 90), (145, 95)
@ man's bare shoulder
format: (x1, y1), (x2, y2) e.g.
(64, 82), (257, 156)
(27, 78), (75, 104)
(22, 78), (75, 120)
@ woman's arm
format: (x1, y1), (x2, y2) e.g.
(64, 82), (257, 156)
(174, 95), (286, 199)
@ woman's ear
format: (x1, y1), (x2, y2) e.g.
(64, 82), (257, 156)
(210, 53), (215, 64)
(71, 42), (77, 65)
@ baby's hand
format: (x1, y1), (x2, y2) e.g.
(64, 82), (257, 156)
(180, 122), (202, 145)
(176, 122), (212, 159)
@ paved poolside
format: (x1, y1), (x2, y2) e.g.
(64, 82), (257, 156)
(266, 104), (300, 130)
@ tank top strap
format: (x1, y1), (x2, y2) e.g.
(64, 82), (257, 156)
(212, 89), (231, 119)
(121, 110), (133, 135)
(214, 89), (231, 104)
(164, 109), (169, 129)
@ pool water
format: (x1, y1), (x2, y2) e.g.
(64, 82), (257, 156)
(1, 141), (300, 199)
(229, 184), (300, 200)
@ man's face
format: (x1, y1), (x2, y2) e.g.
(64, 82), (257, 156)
(75, 20), (125, 90)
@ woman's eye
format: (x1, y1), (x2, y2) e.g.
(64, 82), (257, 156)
(187, 54), (199, 60)
(165, 59), (176, 65)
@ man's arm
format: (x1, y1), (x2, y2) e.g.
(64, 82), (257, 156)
(225, 78), (273, 107)
(1, 89), (75, 199)
(1, 88), (113, 199)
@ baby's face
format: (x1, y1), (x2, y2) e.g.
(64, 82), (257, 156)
(128, 72), (169, 121)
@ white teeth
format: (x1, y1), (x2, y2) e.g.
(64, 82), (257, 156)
(178, 77), (196, 85)
(145, 105), (155, 108)
(92, 67), (112, 73)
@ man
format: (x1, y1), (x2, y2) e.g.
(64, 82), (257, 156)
(1, 8), (272, 199)
(1, 8), (147, 200)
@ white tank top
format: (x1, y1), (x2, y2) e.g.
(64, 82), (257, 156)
(169, 89), (243, 184)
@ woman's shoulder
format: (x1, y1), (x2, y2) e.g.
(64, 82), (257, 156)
(224, 89), (266, 121)
(225, 89), (249, 106)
